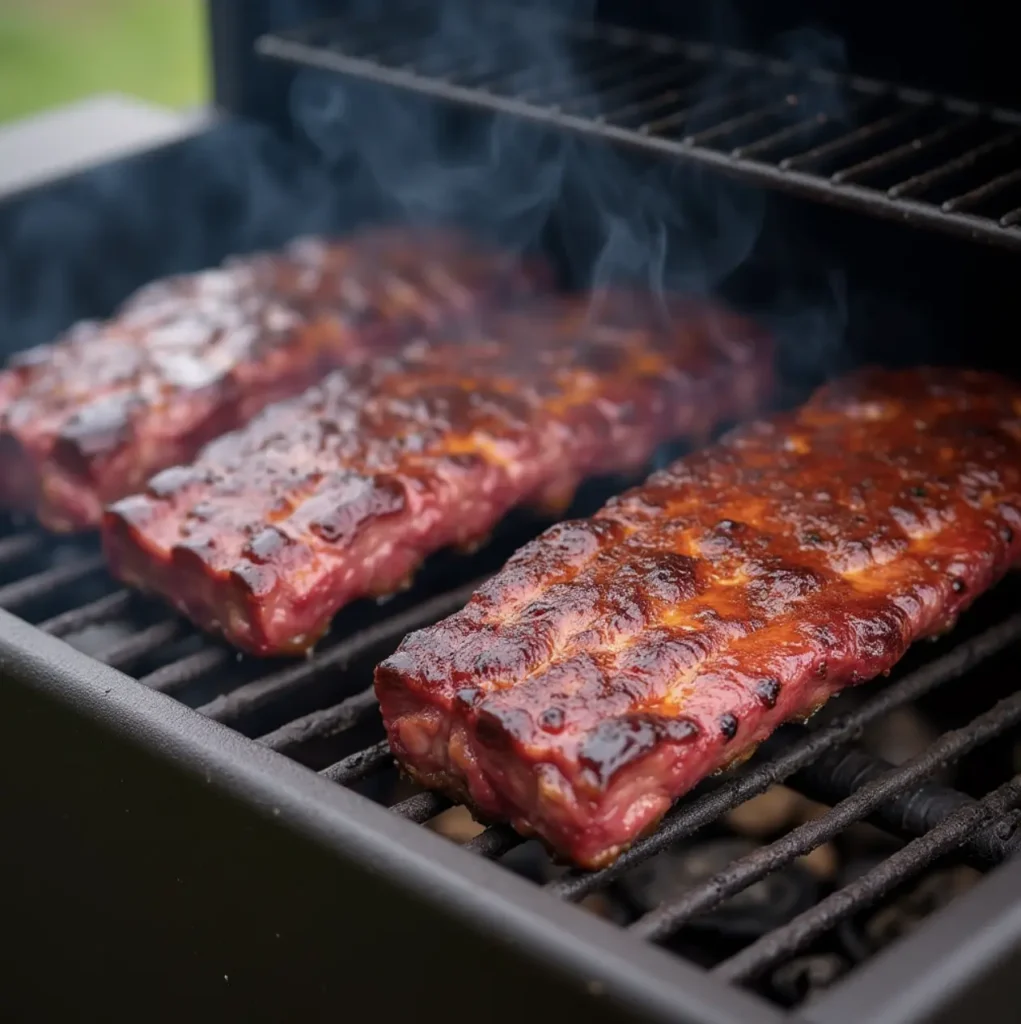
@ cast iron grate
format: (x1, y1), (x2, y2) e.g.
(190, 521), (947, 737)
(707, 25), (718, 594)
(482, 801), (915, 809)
(2, 508), (1020, 1008)
(255, 8), (1021, 250)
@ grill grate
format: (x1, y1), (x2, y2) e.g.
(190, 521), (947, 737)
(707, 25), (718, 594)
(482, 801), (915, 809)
(717, 773), (1021, 984)
(256, 10), (1021, 249)
(3, 510), (1021, 1008)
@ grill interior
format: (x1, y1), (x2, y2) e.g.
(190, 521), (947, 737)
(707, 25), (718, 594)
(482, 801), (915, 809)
(4, 4), (1021, 1016)
(5, 487), (1021, 1008)
(257, 8), (1021, 249)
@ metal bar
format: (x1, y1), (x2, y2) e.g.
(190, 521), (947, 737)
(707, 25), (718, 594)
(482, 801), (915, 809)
(276, 12), (1021, 131)
(257, 686), (378, 752)
(715, 774), (1021, 984)
(139, 645), (231, 694)
(391, 791), (448, 823)
(0, 553), (105, 610)
(361, 36), (436, 70)
(570, 63), (700, 114)
(803, 840), (1021, 1024)
(790, 743), (1021, 867)
(628, 689), (1021, 942)
(518, 47), (661, 104)
(390, 9), (658, 91)
(449, 36), (649, 100)
(830, 115), (973, 184)
(0, 532), (43, 565)
(257, 37), (1021, 251)
(90, 619), (187, 670)
(427, 35), (562, 91)
(601, 83), (704, 127)
(683, 98), (796, 147)
(319, 740), (392, 785)
(464, 824), (524, 859)
(731, 111), (832, 159)
(942, 166), (1021, 212)
(38, 589), (133, 637)
(999, 205), (1021, 227)
(640, 87), (750, 136)
(595, 60), (701, 104)
(545, 610), (1021, 902)
(780, 106), (925, 171)
(887, 130), (1020, 198)
(196, 578), (484, 725)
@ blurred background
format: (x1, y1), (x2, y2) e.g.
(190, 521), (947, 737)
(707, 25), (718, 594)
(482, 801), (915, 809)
(0, 0), (207, 122)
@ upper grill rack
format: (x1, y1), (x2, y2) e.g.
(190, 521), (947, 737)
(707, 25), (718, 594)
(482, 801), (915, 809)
(256, 11), (1021, 250)
(3, 512), (1021, 1007)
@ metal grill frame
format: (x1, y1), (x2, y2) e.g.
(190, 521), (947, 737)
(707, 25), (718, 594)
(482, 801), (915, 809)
(3, 153), (1021, 1023)
(2, 8), (1021, 1016)
(4, 603), (1021, 1024)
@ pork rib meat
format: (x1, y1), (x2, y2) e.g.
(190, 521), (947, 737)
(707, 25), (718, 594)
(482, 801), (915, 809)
(375, 368), (1021, 869)
(0, 227), (542, 531)
(103, 292), (772, 655)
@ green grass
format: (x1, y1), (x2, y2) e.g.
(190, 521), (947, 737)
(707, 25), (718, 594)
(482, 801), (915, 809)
(0, 0), (207, 123)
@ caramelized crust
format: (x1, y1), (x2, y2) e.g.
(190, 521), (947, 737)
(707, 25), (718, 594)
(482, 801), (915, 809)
(0, 227), (542, 531)
(375, 368), (1021, 868)
(103, 292), (771, 654)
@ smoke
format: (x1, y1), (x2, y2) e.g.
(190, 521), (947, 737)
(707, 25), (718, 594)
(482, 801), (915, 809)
(0, 120), (364, 357)
(287, 0), (852, 389)
(0, 0), (853, 394)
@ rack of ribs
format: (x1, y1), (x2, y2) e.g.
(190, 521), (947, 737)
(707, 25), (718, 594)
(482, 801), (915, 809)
(375, 368), (1021, 869)
(103, 291), (772, 655)
(0, 226), (544, 531)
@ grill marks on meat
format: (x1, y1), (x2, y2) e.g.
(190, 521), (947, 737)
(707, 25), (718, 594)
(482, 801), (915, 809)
(102, 293), (772, 655)
(0, 227), (541, 531)
(375, 368), (1021, 869)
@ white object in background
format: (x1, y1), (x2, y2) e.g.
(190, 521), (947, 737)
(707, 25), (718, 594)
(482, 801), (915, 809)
(0, 93), (210, 200)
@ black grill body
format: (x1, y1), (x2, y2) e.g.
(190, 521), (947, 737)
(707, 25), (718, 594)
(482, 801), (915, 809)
(3, 4), (1021, 1023)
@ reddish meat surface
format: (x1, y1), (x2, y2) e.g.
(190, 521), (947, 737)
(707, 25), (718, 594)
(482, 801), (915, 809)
(103, 292), (771, 655)
(0, 227), (543, 531)
(375, 368), (1021, 869)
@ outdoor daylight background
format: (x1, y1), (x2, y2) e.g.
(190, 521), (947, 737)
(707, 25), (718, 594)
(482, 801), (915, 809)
(0, 0), (207, 123)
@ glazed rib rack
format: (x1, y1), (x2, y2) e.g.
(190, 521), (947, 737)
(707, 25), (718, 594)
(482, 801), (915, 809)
(4, 489), (1021, 1003)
